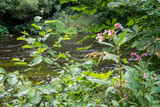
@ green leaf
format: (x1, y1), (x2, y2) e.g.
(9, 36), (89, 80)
(47, 50), (57, 58)
(112, 18), (117, 25)
(45, 20), (55, 24)
(29, 91), (42, 105)
(54, 62), (61, 68)
(14, 62), (28, 65)
(127, 19), (135, 26)
(28, 88), (36, 97)
(44, 57), (53, 64)
(103, 51), (119, 63)
(106, 20), (111, 26)
(83, 60), (94, 69)
(112, 100), (119, 107)
(151, 87), (160, 94)
(7, 73), (18, 86)
(42, 43), (48, 50)
(43, 33), (51, 41)
(18, 86), (31, 97)
(76, 45), (91, 50)
(0, 75), (6, 83)
(22, 45), (32, 48)
(114, 34), (118, 44)
(17, 37), (26, 41)
(97, 41), (115, 47)
(21, 31), (29, 36)
(137, 95), (146, 106)
(89, 71), (111, 80)
(0, 68), (6, 74)
(12, 58), (20, 62)
(123, 58), (128, 64)
(32, 41), (42, 47)
(24, 68), (34, 72)
(88, 78), (109, 86)
(40, 31), (45, 37)
(128, 70), (137, 97)
(108, 2), (123, 7)
(38, 85), (57, 94)
(31, 24), (42, 30)
(26, 38), (36, 44)
(133, 24), (138, 33)
(127, 102), (139, 106)
(30, 55), (43, 66)
(118, 29), (127, 46)
(105, 87), (114, 94)
(145, 93), (154, 103)
(47, 29), (52, 33)
(77, 36), (91, 44)
(34, 16), (42, 22)
(115, 93), (125, 107)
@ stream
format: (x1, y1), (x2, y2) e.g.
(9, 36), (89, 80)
(0, 34), (115, 83)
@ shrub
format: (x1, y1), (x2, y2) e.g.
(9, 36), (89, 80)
(0, 25), (9, 36)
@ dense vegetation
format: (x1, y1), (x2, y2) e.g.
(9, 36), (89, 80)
(0, 0), (98, 35)
(0, 0), (160, 106)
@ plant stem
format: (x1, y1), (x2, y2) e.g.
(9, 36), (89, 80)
(113, 38), (123, 98)
(117, 47), (123, 98)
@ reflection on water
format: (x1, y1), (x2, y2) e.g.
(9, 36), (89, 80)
(0, 34), (114, 83)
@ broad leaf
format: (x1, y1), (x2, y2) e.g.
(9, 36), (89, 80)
(105, 87), (114, 94)
(97, 41), (115, 47)
(103, 51), (119, 63)
(17, 37), (26, 41)
(83, 60), (94, 69)
(0, 68), (6, 74)
(151, 87), (160, 94)
(12, 58), (20, 62)
(44, 57), (53, 64)
(123, 58), (128, 64)
(34, 16), (42, 22)
(7, 73), (18, 86)
(30, 55), (43, 66)
(45, 20), (55, 24)
(108, 2), (123, 7)
(29, 91), (42, 105)
(0, 75), (6, 83)
(22, 45), (32, 48)
(26, 38), (36, 44)
(112, 18), (117, 25)
(145, 93), (154, 103)
(88, 78), (109, 86)
(118, 29), (127, 46)
(31, 24), (42, 30)
(17, 86), (32, 97)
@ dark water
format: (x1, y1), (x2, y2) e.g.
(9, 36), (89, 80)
(0, 34), (114, 83)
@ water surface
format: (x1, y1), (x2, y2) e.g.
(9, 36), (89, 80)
(0, 34), (114, 83)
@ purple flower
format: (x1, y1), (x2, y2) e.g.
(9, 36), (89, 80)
(115, 23), (123, 29)
(143, 73), (147, 79)
(103, 30), (115, 36)
(103, 29), (109, 34)
(130, 52), (136, 56)
(136, 54), (140, 60)
(155, 77), (157, 81)
(142, 53), (148, 56)
(96, 33), (104, 42)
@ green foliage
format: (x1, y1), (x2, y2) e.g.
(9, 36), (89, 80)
(52, 10), (99, 34)
(1, 0), (160, 106)
(0, 0), (57, 20)
(0, 24), (9, 35)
